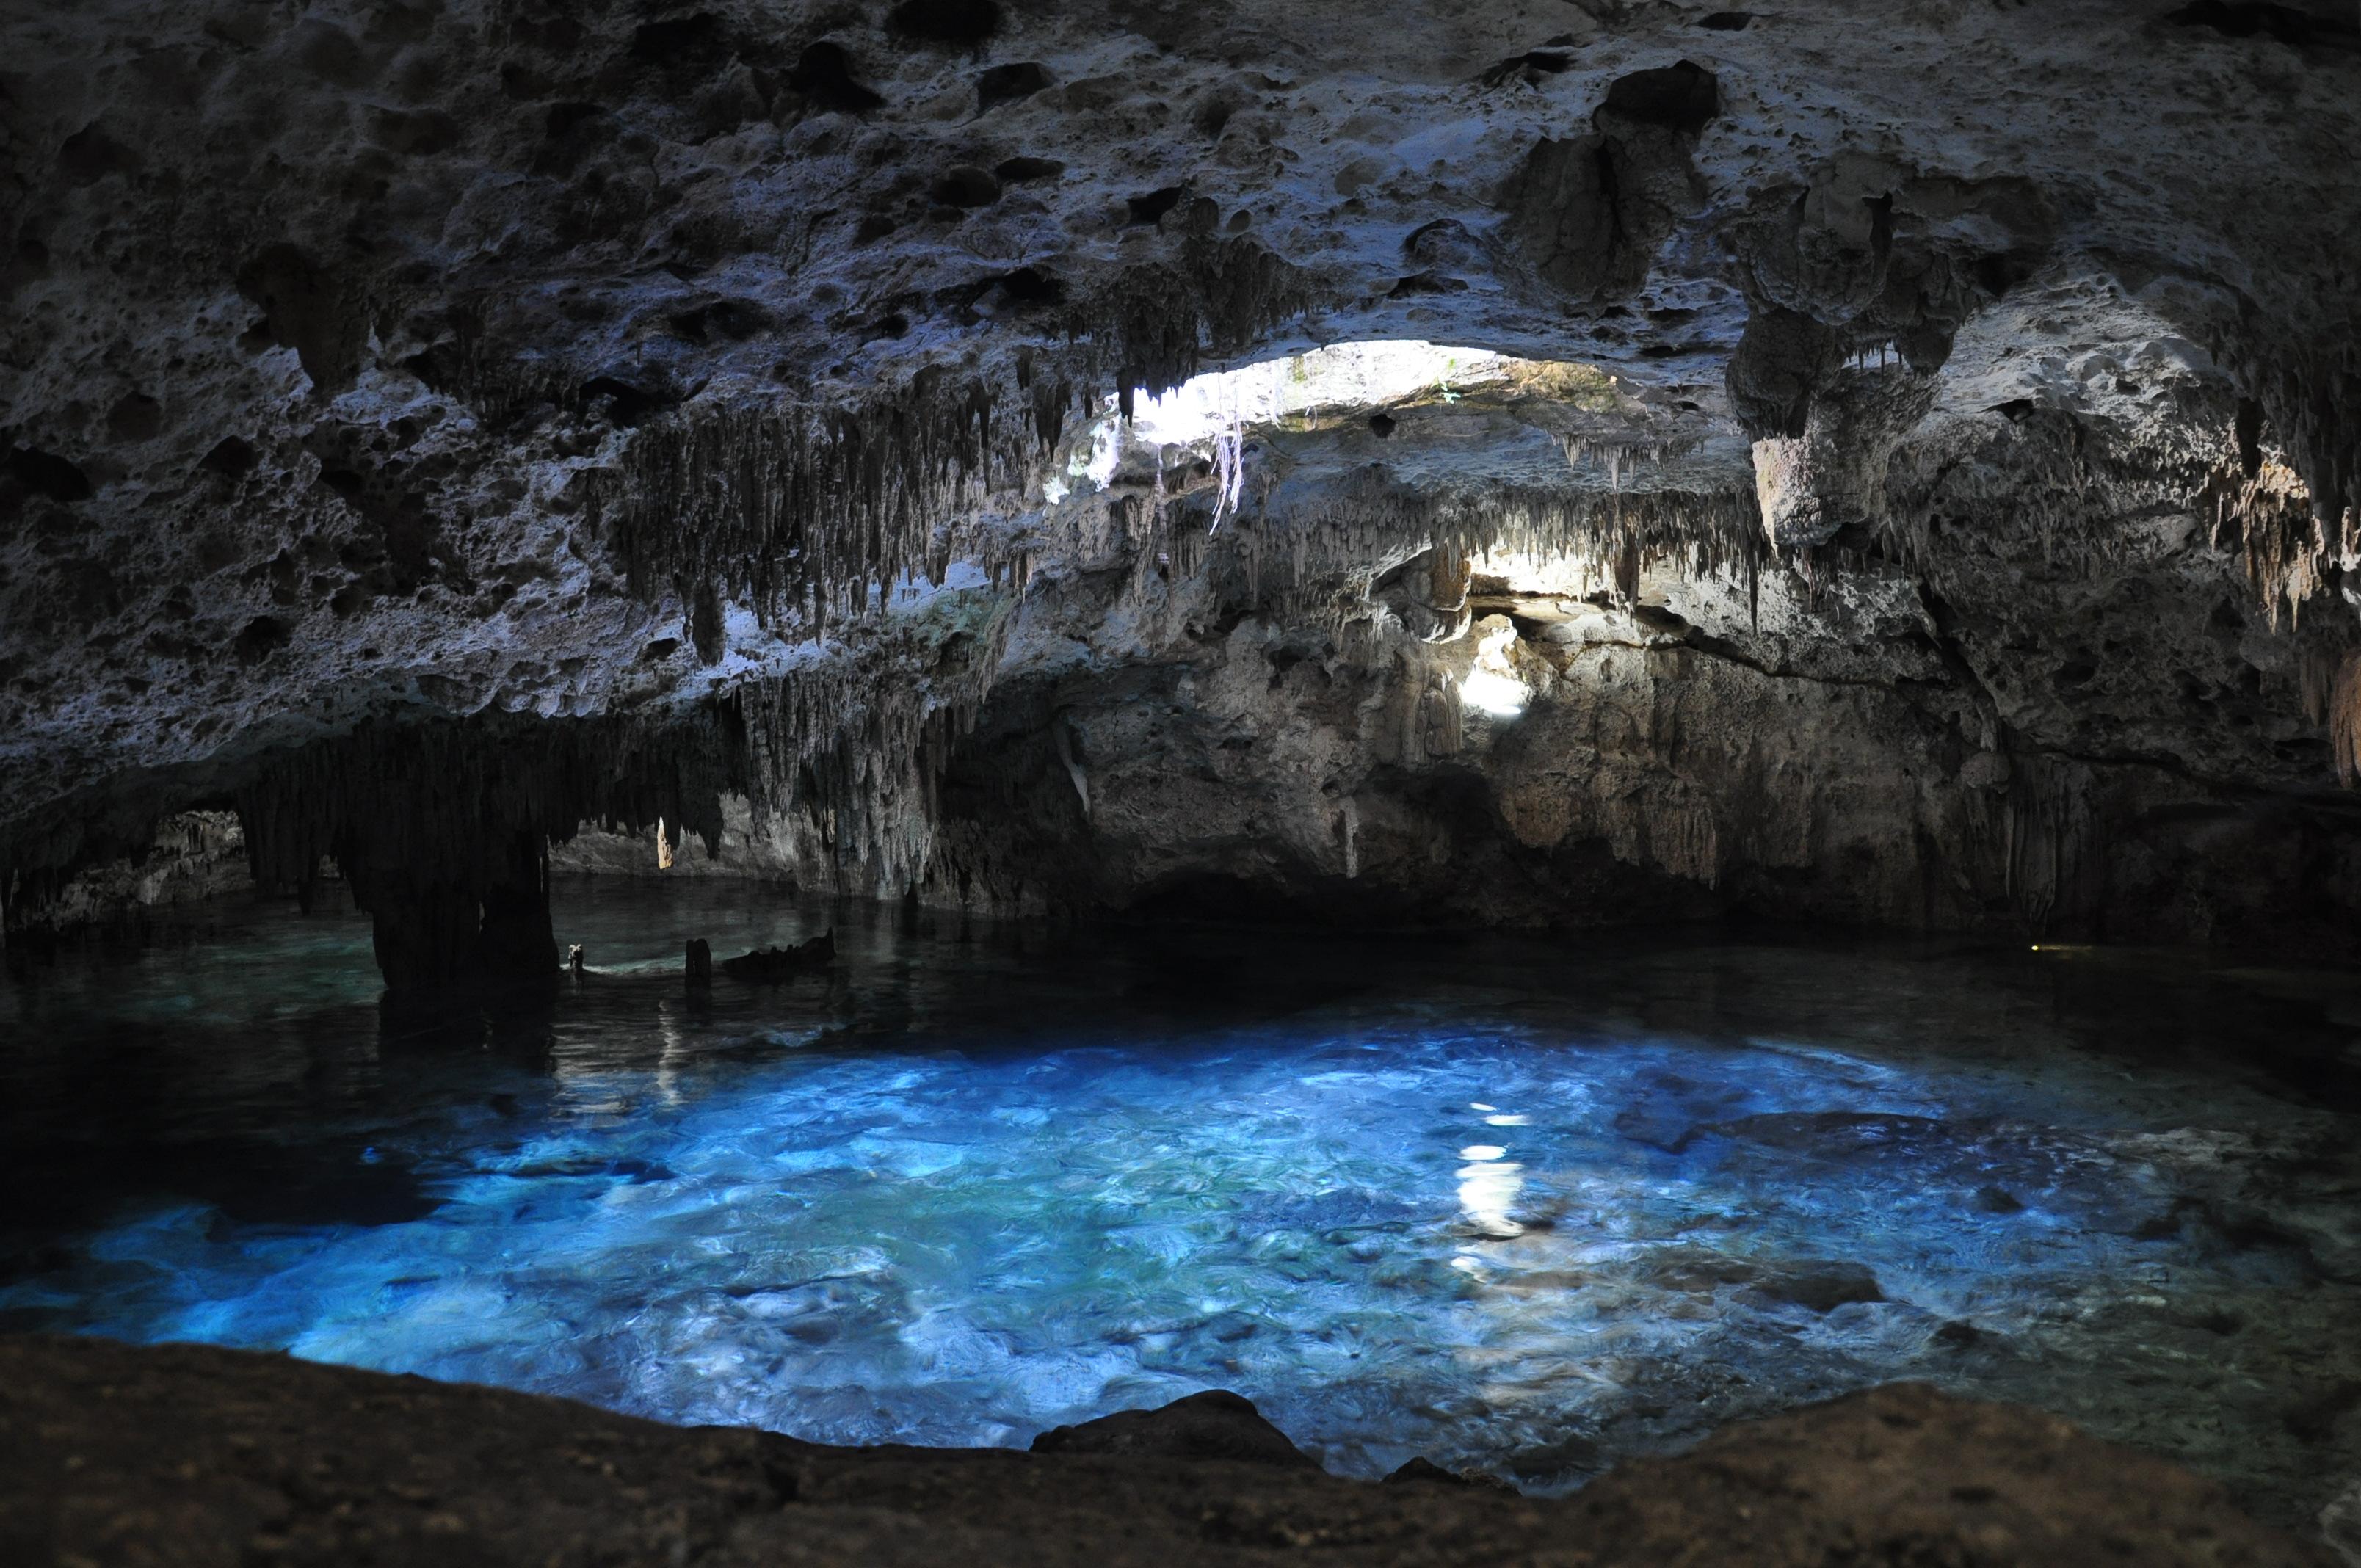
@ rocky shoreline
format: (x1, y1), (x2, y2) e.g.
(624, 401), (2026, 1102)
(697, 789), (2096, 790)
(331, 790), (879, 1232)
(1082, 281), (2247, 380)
(0, 1333), (2338, 1566)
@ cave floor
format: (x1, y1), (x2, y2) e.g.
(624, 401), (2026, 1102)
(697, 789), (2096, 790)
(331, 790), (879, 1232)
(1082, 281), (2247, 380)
(2, 882), (2358, 1531)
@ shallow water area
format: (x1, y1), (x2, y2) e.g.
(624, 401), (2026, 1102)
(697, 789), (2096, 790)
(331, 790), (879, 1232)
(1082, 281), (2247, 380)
(4, 882), (2360, 1527)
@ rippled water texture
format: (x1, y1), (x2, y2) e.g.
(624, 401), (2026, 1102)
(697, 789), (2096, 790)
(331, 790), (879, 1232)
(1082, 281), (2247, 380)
(5, 884), (2360, 1525)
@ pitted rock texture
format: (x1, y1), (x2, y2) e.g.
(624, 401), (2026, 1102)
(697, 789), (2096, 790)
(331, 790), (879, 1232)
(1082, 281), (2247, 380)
(4, 0), (2360, 962)
(0, 1334), (2336, 1567)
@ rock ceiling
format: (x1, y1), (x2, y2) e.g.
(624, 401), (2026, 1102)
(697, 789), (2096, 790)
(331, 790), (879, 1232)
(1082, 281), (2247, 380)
(2, 0), (2358, 951)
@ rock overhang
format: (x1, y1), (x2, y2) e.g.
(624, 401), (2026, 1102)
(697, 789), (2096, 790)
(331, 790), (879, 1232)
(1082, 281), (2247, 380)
(2, 0), (2359, 950)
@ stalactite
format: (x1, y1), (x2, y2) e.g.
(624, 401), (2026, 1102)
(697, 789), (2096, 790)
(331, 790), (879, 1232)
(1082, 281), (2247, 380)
(2175, 322), (2361, 635)
(736, 602), (1012, 898)
(0, 811), (247, 944)
(2202, 445), (2354, 630)
(1228, 473), (1768, 628)
(1993, 755), (2102, 935)
(0, 786), (253, 946)
(585, 237), (1308, 633)
(597, 378), (1004, 632)
(220, 592), (1009, 984)
(2211, 327), (2361, 547)
(1876, 402), (2228, 589)
(2329, 650), (2361, 788)
(1879, 397), (2361, 786)
(369, 247), (1302, 932)
(232, 708), (745, 990)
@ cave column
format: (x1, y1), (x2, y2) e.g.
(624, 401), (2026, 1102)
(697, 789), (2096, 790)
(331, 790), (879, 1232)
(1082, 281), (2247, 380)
(472, 830), (559, 982)
(360, 830), (557, 998)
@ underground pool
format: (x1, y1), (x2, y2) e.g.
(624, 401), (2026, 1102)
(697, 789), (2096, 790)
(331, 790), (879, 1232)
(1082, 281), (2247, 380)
(4, 882), (2357, 1531)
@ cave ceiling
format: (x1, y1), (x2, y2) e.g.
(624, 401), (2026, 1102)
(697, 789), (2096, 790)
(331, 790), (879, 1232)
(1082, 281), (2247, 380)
(1, 0), (2358, 918)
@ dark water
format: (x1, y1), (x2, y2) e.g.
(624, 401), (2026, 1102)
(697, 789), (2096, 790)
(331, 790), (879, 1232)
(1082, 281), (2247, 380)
(4, 882), (2360, 1528)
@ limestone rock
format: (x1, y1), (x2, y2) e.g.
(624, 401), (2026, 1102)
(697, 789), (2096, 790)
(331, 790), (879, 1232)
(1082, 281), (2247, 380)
(0, 1335), (2334, 1567)
(1030, 1388), (1317, 1469)
(2, 0), (2359, 970)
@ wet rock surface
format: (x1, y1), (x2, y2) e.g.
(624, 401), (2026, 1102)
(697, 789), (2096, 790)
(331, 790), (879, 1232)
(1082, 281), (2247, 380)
(0, 1334), (2335, 1567)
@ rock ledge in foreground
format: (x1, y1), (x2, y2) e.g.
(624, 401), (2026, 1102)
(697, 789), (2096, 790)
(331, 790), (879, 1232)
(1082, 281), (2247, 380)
(0, 1334), (2332, 1567)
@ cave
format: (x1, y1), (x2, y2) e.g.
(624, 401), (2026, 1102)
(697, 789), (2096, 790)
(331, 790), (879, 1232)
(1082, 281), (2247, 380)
(3, 2), (2360, 1564)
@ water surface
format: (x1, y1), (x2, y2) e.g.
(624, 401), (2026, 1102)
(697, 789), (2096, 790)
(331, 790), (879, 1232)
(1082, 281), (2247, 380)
(4, 883), (2358, 1525)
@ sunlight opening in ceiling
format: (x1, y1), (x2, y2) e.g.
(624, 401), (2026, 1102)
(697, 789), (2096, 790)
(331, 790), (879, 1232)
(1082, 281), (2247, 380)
(1042, 341), (1631, 507)
(1128, 341), (1523, 447)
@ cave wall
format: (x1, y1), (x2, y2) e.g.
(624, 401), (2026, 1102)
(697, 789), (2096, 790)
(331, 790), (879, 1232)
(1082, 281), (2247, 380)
(5, 0), (2360, 976)
(919, 413), (2361, 955)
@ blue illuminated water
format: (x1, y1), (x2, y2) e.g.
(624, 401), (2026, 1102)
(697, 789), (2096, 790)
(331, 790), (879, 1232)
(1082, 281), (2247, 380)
(4, 883), (2359, 1525)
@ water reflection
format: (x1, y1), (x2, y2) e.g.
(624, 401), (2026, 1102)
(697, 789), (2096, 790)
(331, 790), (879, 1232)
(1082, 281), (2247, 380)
(1, 883), (2357, 1530)
(1457, 1138), (1525, 1241)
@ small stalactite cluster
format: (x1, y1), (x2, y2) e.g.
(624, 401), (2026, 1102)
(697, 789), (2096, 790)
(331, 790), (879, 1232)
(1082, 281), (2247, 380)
(736, 606), (1013, 898)
(2213, 331), (2361, 559)
(2318, 648), (2361, 787)
(236, 711), (745, 992)
(588, 236), (1308, 636)
(598, 379), (1012, 635)
(1989, 754), (2103, 936)
(1221, 474), (1768, 629)
(225, 597), (1009, 987)
(2202, 400), (2359, 629)
(1875, 403), (2216, 585)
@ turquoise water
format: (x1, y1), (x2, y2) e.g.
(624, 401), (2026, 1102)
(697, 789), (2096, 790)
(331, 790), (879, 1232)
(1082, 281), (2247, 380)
(4, 884), (2358, 1524)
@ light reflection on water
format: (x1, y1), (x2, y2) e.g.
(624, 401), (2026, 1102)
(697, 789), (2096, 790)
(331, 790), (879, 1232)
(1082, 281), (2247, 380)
(2, 882), (2358, 1526)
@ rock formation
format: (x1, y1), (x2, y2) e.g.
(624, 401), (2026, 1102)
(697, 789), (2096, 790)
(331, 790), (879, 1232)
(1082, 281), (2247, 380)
(4, 1), (2360, 983)
(0, 1333), (2336, 1566)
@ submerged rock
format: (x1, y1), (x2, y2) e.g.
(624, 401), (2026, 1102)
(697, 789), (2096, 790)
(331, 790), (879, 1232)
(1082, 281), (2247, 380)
(1751, 1260), (1888, 1314)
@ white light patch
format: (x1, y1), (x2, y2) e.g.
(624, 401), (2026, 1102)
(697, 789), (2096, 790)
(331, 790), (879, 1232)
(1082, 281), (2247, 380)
(1127, 341), (1509, 447)
(1459, 668), (1528, 717)
(1081, 416), (1122, 490)
(1459, 1144), (1507, 1161)
(1048, 341), (1550, 509)
(1457, 1158), (1526, 1240)
(1460, 618), (1528, 718)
